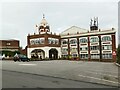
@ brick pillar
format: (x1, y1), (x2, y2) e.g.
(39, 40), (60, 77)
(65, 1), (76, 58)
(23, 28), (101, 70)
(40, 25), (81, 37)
(112, 34), (116, 62)
(45, 34), (48, 46)
(27, 35), (30, 48)
(77, 37), (80, 60)
(68, 39), (70, 60)
(98, 35), (102, 61)
(88, 36), (91, 61)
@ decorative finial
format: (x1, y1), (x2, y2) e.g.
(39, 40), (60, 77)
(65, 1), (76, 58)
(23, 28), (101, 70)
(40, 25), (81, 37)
(43, 14), (45, 18)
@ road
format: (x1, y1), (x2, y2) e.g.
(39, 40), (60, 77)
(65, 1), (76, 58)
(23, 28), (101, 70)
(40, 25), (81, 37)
(2, 70), (115, 88)
(1, 60), (119, 88)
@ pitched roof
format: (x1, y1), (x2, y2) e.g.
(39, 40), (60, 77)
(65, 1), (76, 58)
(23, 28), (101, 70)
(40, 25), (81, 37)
(60, 26), (88, 36)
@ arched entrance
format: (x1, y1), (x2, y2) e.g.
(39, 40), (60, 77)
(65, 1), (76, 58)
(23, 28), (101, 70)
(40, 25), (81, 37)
(49, 48), (58, 60)
(31, 49), (45, 59)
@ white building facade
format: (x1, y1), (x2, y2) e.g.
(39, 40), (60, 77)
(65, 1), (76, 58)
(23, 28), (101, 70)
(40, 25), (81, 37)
(27, 15), (61, 60)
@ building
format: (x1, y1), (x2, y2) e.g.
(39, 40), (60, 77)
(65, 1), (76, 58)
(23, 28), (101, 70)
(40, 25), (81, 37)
(0, 39), (19, 51)
(27, 16), (116, 62)
(60, 17), (116, 62)
(0, 39), (20, 57)
(27, 15), (61, 59)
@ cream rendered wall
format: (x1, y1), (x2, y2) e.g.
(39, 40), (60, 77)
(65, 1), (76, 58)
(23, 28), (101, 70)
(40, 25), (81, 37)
(27, 47), (61, 58)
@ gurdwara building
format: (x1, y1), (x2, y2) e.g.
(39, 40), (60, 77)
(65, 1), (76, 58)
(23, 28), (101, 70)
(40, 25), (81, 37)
(27, 15), (116, 62)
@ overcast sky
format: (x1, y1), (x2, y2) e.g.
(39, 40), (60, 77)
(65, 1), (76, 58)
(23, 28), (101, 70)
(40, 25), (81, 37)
(1, 0), (119, 48)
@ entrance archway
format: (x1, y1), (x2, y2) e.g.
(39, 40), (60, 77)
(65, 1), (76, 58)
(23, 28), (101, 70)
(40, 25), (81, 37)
(49, 48), (58, 59)
(31, 49), (45, 59)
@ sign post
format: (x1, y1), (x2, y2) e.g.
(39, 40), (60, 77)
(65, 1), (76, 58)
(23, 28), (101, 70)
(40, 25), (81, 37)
(112, 51), (116, 62)
(112, 51), (116, 56)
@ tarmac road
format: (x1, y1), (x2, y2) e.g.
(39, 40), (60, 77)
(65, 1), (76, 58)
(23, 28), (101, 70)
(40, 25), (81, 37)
(1, 60), (119, 88)
(2, 70), (115, 88)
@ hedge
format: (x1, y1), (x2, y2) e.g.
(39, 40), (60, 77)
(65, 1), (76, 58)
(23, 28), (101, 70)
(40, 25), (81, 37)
(1, 50), (20, 57)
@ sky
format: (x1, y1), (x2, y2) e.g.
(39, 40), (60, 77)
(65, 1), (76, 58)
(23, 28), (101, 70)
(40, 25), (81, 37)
(0, 0), (119, 48)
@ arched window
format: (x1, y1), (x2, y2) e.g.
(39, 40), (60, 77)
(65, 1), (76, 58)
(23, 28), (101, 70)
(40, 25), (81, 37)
(102, 36), (111, 42)
(62, 40), (68, 44)
(90, 37), (99, 42)
(79, 38), (88, 43)
(30, 40), (35, 45)
(70, 39), (77, 44)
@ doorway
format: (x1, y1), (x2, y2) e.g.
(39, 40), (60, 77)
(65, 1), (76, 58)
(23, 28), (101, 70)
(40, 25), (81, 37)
(49, 48), (58, 60)
(31, 49), (45, 59)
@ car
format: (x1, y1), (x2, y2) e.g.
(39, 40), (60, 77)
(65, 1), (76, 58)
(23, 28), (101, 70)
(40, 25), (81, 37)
(13, 54), (30, 62)
(0, 54), (5, 60)
(0, 55), (3, 60)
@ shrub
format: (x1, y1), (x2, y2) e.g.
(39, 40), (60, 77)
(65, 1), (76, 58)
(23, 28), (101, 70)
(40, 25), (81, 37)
(2, 50), (20, 57)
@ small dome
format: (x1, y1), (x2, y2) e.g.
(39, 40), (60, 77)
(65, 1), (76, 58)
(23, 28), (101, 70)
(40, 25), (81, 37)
(40, 18), (48, 25)
(38, 14), (50, 33)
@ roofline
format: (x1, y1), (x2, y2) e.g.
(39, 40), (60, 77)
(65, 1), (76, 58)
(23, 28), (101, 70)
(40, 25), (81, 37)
(0, 39), (19, 41)
(61, 30), (116, 38)
(60, 26), (88, 34)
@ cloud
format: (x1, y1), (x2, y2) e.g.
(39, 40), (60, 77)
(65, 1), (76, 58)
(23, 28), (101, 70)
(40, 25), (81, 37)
(1, 2), (118, 48)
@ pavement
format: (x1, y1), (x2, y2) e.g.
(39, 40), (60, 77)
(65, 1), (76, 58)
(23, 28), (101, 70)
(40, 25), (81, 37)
(1, 60), (119, 87)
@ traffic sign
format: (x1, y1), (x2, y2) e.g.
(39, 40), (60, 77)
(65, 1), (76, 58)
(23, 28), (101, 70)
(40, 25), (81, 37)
(112, 51), (116, 56)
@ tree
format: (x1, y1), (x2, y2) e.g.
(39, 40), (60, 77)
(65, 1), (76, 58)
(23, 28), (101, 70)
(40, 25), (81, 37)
(117, 44), (120, 64)
(2, 50), (20, 57)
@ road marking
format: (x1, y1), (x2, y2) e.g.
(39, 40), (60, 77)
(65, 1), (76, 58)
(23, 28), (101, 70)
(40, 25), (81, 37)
(19, 64), (37, 66)
(78, 74), (119, 84)
(86, 71), (118, 78)
(88, 69), (118, 74)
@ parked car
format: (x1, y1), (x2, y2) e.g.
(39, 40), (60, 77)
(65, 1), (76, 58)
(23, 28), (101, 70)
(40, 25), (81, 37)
(0, 54), (5, 60)
(13, 54), (30, 62)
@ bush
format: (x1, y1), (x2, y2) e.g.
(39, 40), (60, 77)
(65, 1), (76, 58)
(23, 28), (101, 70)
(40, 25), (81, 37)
(2, 50), (20, 57)
(117, 44), (120, 64)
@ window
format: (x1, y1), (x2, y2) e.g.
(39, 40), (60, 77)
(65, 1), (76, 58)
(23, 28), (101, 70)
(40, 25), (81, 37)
(62, 48), (68, 52)
(102, 45), (112, 50)
(6, 43), (11, 45)
(61, 48), (68, 55)
(90, 46), (99, 50)
(62, 55), (68, 58)
(48, 38), (59, 44)
(102, 36), (111, 42)
(48, 38), (55, 44)
(35, 39), (40, 44)
(55, 39), (59, 44)
(79, 38), (88, 43)
(90, 37), (99, 43)
(91, 54), (100, 59)
(70, 39), (77, 44)
(30, 38), (45, 45)
(62, 40), (68, 44)
(80, 54), (88, 59)
(30, 40), (35, 45)
(80, 47), (88, 51)
(102, 53), (112, 59)
(72, 54), (77, 57)
(70, 48), (77, 52)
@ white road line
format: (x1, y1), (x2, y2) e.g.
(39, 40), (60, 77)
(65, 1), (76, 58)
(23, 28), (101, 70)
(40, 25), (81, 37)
(78, 74), (119, 84)
(88, 69), (118, 74)
(19, 64), (37, 66)
(86, 71), (118, 78)
(100, 63), (113, 64)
